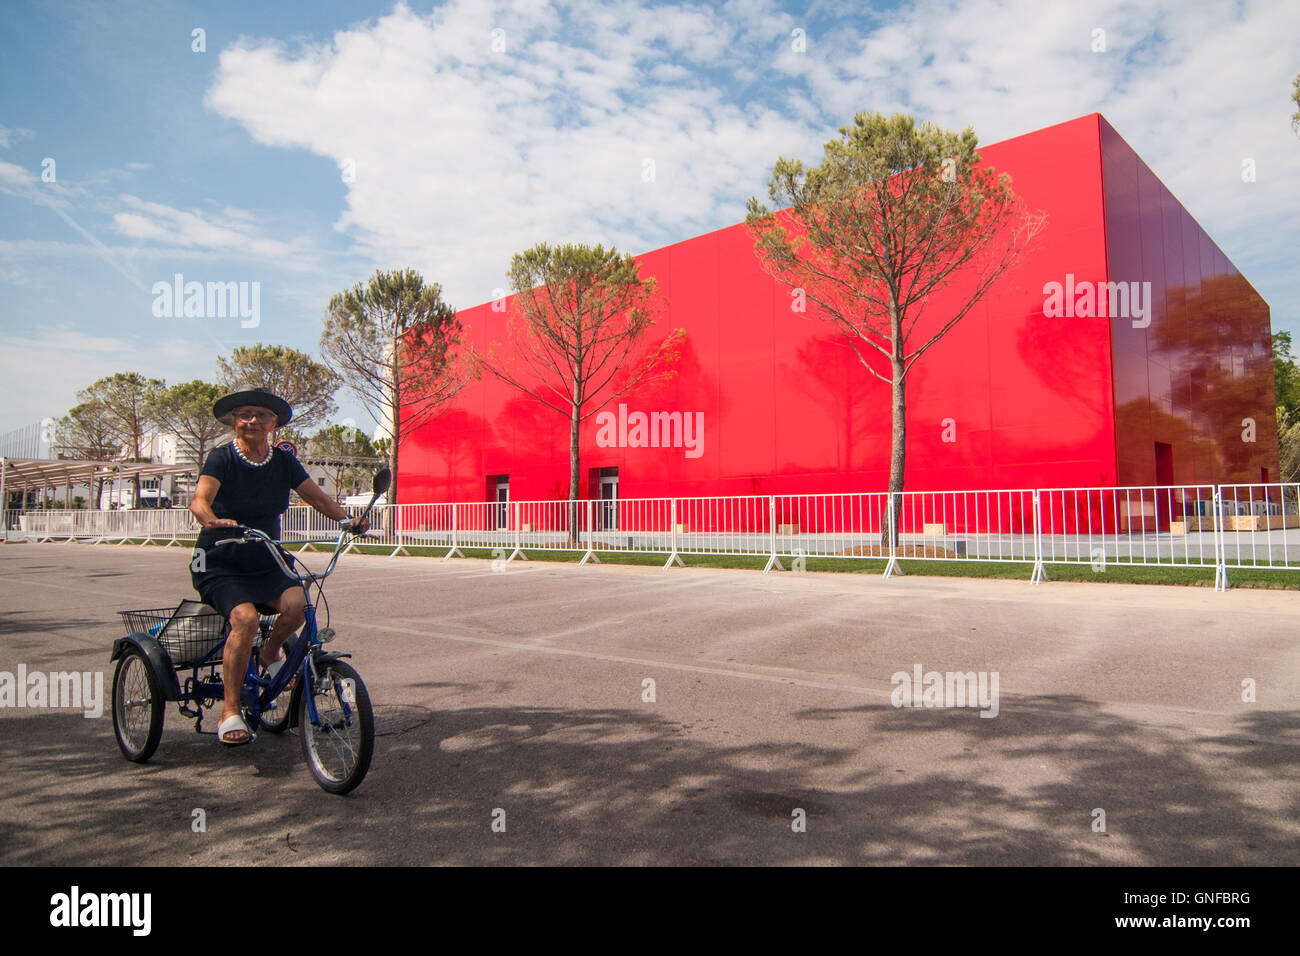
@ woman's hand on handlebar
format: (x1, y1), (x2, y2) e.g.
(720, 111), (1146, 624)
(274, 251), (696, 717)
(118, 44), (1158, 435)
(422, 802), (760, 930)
(206, 520), (252, 546)
(341, 514), (370, 534)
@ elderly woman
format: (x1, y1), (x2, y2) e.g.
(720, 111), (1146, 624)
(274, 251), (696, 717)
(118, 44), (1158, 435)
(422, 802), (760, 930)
(190, 388), (368, 746)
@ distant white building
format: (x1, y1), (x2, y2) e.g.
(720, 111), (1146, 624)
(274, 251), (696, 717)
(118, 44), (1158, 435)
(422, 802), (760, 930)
(99, 432), (195, 508)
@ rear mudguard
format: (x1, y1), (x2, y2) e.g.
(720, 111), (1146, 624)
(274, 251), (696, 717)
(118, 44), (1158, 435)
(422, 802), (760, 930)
(110, 633), (183, 701)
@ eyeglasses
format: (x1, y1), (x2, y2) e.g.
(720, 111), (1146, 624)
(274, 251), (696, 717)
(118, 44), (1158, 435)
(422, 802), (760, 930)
(233, 411), (276, 424)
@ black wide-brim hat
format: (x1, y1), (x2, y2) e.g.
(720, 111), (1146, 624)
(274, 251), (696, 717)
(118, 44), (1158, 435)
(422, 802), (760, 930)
(213, 389), (293, 427)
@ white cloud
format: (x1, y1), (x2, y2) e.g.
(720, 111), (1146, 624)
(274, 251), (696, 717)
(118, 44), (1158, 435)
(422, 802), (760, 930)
(782, 0), (1300, 285)
(199, 0), (1298, 319)
(111, 195), (309, 261)
(0, 160), (35, 189)
(204, 0), (820, 307)
(0, 125), (34, 150)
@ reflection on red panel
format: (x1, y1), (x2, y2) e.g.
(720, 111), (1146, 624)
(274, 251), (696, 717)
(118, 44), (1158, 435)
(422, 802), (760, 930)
(402, 114), (1275, 504)
(1099, 117), (1277, 486)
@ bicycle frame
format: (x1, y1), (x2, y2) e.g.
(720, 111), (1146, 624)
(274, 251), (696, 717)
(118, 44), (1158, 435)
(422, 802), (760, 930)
(210, 525), (360, 734)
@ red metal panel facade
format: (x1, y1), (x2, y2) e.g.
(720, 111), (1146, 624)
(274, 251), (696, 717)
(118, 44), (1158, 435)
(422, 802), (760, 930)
(401, 113), (1274, 504)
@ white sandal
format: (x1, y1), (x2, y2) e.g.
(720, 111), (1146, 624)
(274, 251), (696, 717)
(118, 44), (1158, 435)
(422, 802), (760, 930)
(217, 713), (254, 746)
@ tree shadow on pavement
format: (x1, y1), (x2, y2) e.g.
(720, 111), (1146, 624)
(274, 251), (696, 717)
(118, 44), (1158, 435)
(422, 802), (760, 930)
(2, 692), (1296, 865)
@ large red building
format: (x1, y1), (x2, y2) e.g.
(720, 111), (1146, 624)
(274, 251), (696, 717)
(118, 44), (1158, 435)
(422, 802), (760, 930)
(403, 113), (1277, 507)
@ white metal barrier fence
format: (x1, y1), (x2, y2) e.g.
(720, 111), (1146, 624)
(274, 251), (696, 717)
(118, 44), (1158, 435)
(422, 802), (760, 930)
(13, 507), (198, 545)
(11, 484), (1300, 589)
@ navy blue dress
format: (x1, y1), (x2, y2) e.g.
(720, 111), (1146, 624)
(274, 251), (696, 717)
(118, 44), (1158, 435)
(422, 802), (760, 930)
(191, 442), (311, 619)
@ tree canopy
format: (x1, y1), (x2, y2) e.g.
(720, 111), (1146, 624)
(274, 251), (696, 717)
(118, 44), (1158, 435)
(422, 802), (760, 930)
(480, 241), (683, 503)
(747, 111), (1045, 515)
(308, 424), (380, 497)
(1274, 331), (1300, 481)
(1292, 73), (1299, 135)
(53, 399), (123, 461)
(321, 268), (469, 505)
(147, 380), (229, 467)
(216, 344), (340, 432)
(76, 373), (164, 462)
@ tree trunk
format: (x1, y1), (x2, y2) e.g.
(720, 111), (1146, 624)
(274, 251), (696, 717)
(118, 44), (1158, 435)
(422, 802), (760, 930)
(390, 341), (401, 510)
(887, 360), (906, 548)
(568, 406), (581, 544)
(390, 405), (401, 519)
(131, 427), (143, 509)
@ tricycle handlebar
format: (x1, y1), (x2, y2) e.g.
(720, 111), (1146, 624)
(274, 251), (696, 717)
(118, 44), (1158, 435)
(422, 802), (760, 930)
(209, 524), (358, 583)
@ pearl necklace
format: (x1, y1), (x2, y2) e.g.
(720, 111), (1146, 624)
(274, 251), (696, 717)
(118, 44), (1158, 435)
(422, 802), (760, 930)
(232, 439), (273, 467)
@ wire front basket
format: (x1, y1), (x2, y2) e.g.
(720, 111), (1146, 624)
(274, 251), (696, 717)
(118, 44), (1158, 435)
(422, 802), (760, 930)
(119, 605), (229, 666)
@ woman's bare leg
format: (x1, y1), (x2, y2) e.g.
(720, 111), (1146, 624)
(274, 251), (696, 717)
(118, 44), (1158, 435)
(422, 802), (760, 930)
(260, 585), (306, 666)
(220, 602), (260, 741)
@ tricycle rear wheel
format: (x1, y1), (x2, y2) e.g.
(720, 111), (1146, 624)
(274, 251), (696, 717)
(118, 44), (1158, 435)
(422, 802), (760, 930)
(112, 647), (164, 762)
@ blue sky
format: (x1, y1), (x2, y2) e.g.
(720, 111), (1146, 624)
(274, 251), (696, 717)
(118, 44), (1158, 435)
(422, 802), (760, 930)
(1, 0), (1297, 437)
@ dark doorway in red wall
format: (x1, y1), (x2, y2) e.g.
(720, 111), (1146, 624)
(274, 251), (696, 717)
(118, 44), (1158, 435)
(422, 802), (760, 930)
(1154, 442), (1174, 532)
(589, 467), (618, 530)
(486, 475), (509, 530)
(1155, 442), (1174, 485)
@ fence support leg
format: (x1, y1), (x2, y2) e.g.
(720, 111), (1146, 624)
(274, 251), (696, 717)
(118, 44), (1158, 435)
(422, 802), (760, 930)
(1213, 489), (1228, 592)
(389, 506), (408, 557)
(1030, 493), (1046, 584)
(506, 501), (527, 563)
(664, 499), (683, 568)
(763, 496), (784, 574)
(442, 506), (463, 560)
(580, 499), (600, 565)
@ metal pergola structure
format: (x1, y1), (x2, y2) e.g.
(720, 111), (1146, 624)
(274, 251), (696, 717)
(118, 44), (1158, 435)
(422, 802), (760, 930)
(1, 457), (199, 536)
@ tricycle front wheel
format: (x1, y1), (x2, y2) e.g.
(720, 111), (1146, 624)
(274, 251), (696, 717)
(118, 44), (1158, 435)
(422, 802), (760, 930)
(299, 659), (373, 795)
(112, 647), (164, 762)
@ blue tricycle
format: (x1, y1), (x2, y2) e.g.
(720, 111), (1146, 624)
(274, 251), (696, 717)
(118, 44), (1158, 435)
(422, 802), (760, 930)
(109, 470), (389, 794)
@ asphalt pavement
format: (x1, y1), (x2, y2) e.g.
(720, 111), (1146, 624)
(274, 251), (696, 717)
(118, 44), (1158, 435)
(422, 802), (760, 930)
(1, 541), (1297, 865)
